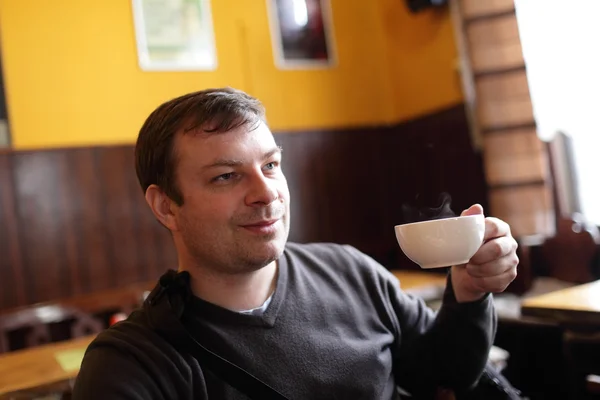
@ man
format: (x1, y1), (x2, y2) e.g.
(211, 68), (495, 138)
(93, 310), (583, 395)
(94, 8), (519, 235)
(73, 88), (518, 399)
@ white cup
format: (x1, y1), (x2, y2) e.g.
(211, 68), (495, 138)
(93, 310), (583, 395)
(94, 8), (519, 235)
(394, 215), (485, 269)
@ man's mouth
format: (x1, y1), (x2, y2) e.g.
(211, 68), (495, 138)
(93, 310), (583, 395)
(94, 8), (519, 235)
(240, 219), (280, 234)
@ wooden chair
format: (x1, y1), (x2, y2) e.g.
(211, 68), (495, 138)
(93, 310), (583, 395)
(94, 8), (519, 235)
(541, 214), (600, 284)
(0, 304), (103, 353)
(0, 279), (154, 353)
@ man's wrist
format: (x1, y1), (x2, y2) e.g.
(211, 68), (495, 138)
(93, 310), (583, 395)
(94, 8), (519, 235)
(454, 288), (486, 303)
(450, 266), (487, 303)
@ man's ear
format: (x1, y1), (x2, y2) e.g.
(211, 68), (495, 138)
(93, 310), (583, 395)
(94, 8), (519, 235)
(145, 184), (179, 231)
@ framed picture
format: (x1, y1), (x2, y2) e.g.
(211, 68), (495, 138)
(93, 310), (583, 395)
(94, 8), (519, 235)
(267, 0), (337, 69)
(132, 0), (217, 71)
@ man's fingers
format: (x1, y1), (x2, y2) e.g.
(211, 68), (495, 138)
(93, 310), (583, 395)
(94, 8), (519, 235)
(483, 217), (511, 242)
(470, 236), (517, 265)
(461, 204), (484, 217)
(466, 253), (519, 278)
(468, 267), (519, 293)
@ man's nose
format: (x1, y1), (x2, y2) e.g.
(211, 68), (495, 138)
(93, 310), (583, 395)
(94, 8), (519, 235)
(245, 173), (279, 206)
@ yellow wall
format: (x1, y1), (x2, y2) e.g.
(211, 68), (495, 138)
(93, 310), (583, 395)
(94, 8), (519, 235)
(0, 0), (246, 149)
(0, 0), (462, 150)
(379, 0), (463, 121)
(241, 0), (395, 130)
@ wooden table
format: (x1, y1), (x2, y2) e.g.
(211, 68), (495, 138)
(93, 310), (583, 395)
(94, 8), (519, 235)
(521, 279), (600, 328)
(392, 270), (447, 300)
(0, 270), (446, 397)
(0, 335), (94, 398)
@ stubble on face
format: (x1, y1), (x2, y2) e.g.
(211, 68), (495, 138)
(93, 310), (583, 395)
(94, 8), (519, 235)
(178, 198), (289, 274)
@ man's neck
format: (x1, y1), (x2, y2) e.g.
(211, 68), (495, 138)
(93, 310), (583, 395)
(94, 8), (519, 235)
(181, 261), (278, 312)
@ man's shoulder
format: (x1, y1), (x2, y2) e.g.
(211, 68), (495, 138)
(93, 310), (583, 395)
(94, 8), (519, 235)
(74, 306), (197, 398)
(84, 307), (188, 372)
(284, 241), (364, 265)
(283, 241), (392, 281)
(89, 308), (156, 347)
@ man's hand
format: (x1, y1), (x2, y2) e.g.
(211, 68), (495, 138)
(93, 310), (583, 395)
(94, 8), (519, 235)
(450, 204), (519, 303)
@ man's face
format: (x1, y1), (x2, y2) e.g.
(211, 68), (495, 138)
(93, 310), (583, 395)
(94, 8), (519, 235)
(170, 121), (290, 274)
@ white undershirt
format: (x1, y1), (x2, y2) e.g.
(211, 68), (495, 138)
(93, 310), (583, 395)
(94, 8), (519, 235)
(238, 293), (274, 316)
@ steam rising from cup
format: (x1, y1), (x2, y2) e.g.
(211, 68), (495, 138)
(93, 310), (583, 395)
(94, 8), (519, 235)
(401, 192), (456, 224)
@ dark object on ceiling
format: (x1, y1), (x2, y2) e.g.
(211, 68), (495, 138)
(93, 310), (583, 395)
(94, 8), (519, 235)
(406, 0), (448, 13)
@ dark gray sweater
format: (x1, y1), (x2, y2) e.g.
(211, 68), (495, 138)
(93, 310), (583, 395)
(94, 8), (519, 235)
(73, 242), (496, 399)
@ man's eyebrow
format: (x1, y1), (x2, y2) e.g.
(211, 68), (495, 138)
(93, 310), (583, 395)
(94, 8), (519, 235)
(202, 146), (283, 171)
(202, 159), (244, 171)
(264, 146), (283, 160)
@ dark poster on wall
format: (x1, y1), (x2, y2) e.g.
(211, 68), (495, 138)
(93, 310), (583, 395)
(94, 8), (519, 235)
(268, 0), (336, 69)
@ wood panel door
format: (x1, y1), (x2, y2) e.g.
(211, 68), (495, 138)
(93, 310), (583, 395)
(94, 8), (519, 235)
(452, 0), (555, 239)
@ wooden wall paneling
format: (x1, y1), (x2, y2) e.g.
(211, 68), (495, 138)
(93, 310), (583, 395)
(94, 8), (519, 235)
(460, 0), (515, 20)
(93, 146), (170, 289)
(95, 146), (139, 287)
(388, 103), (489, 212)
(375, 126), (414, 263)
(467, 14), (524, 73)
(0, 105), (487, 309)
(323, 129), (389, 246)
(483, 128), (548, 185)
(477, 69), (530, 99)
(66, 148), (113, 294)
(377, 125), (433, 266)
(273, 105), (488, 267)
(0, 152), (25, 309)
(280, 127), (393, 251)
(309, 131), (358, 243)
(120, 151), (177, 283)
(453, 0), (556, 244)
(278, 131), (334, 244)
(476, 69), (535, 130)
(489, 184), (555, 238)
(313, 131), (361, 243)
(478, 98), (534, 131)
(57, 149), (85, 296)
(101, 145), (175, 283)
(282, 105), (488, 267)
(12, 150), (75, 304)
(385, 106), (489, 264)
(3, 146), (176, 309)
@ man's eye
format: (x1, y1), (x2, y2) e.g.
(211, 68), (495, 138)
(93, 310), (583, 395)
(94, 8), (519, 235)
(264, 162), (279, 170)
(213, 172), (235, 182)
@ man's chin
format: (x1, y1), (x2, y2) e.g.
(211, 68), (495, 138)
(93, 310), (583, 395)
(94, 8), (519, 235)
(245, 240), (285, 267)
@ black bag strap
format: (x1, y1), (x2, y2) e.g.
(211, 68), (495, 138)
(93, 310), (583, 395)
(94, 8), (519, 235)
(146, 270), (289, 400)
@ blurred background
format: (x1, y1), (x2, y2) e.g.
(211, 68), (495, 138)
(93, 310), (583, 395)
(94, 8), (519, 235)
(0, 0), (599, 399)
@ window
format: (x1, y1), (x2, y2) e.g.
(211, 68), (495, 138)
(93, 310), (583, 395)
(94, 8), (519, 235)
(515, 0), (600, 224)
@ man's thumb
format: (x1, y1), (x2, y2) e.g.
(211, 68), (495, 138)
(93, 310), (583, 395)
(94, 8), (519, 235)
(460, 204), (484, 217)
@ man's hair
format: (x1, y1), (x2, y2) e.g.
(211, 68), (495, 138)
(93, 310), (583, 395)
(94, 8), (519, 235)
(135, 87), (265, 205)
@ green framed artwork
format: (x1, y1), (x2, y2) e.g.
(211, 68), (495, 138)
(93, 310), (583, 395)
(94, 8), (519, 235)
(132, 0), (217, 71)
